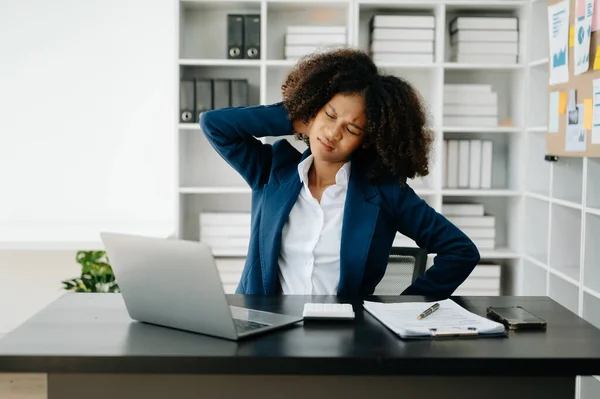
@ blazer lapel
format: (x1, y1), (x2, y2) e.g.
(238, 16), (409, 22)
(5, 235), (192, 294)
(258, 149), (308, 294)
(338, 162), (379, 297)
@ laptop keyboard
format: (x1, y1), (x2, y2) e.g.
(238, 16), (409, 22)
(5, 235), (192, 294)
(233, 318), (271, 333)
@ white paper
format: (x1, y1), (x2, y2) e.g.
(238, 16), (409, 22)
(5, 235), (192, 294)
(575, 0), (594, 75)
(363, 299), (505, 339)
(566, 93), (587, 152)
(548, 1), (570, 84)
(593, 79), (600, 144)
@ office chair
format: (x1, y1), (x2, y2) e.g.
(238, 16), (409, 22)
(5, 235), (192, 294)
(373, 247), (428, 295)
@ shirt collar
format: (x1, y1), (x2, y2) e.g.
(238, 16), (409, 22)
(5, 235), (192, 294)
(297, 155), (351, 187)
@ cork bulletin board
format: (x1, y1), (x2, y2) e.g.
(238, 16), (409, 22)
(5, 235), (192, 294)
(547, 0), (600, 157)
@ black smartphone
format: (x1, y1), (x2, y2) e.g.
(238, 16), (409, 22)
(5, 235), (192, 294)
(486, 306), (547, 331)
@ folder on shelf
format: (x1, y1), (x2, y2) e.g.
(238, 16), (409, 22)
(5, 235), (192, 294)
(179, 79), (195, 123)
(227, 14), (244, 59)
(243, 14), (260, 59)
(195, 79), (212, 121)
(230, 79), (249, 107)
(213, 79), (230, 110)
(363, 299), (506, 339)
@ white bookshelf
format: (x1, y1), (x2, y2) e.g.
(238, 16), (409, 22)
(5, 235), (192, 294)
(172, 2), (597, 392)
(176, 0), (529, 295)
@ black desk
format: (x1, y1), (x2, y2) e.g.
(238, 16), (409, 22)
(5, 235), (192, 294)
(1, 293), (599, 399)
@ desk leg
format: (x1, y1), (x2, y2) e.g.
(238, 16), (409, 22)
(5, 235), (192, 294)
(48, 374), (575, 399)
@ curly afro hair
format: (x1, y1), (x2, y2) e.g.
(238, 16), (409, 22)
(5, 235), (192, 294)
(281, 47), (434, 185)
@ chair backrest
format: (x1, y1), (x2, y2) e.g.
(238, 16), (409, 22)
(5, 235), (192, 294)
(374, 247), (427, 295)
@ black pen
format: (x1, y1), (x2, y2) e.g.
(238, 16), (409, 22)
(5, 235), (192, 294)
(417, 303), (440, 320)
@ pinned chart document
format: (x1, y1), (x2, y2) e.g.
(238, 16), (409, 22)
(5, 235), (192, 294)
(363, 299), (506, 339)
(574, 0), (594, 76)
(548, 1), (570, 85)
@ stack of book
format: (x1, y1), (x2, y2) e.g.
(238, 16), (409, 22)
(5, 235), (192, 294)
(449, 16), (519, 65)
(444, 138), (493, 189)
(442, 203), (496, 250)
(369, 14), (435, 64)
(198, 212), (251, 257)
(454, 263), (502, 296)
(284, 26), (347, 61)
(443, 83), (498, 127)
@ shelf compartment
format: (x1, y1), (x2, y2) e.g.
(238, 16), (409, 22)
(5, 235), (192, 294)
(444, 5), (525, 67)
(525, 130), (551, 196)
(180, 1), (262, 60)
(179, 127), (249, 188)
(524, 196), (549, 265)
(442, 196), (522, 253)
(588, 158), (600, 209)
(552, 157), (583, 205)
(549, 204), (582, 283)
(584, 213), (600, 295)
(357, 2), (438, 63)
(266, 1), (350, 61)
(180, 65), (261, 111)
(549, 272), (579, 315)
(522, 258), (548, 296)
(442, 132), (523, 191)
(179, 193), (251, 243)
(443, 69), (525, 131)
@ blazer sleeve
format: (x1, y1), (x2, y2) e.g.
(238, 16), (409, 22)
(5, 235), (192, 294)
(392, 185), (480, 298)
(199, 103), (294, 189)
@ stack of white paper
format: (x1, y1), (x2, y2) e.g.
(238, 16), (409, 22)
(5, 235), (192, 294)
(449, 16), (519, 64)
(363, 299), (505, 339)
(443, 84), (498, 127)
(441, 203), (496, 249)
(199, 212), (251, 257)
(284, 26), (347, 60)
(454, 263), (502, 296)
(369, 15), (435, 64)
(443, 138), (493, 189)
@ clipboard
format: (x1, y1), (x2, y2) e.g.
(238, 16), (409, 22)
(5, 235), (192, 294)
(363, 299), (507, 340)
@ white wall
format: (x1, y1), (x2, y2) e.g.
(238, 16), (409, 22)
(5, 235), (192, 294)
(0, 0), (177, 335)
(0, 251), (80, 336)
(0, 0), (177, 243)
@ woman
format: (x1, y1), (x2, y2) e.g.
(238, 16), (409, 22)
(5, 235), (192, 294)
(200, 48), (479, 298)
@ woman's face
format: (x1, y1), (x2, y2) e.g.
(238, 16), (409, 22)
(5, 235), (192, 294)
(307, 93), (367, 164)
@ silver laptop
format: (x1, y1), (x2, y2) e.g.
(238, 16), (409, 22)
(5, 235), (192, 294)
(100, 232), (303, 341)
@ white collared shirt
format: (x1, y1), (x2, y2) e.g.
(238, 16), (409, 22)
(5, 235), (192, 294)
(277, 155), (351, 295)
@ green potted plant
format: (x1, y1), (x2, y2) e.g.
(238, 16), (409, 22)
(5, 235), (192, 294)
(62, 250), (120, 293)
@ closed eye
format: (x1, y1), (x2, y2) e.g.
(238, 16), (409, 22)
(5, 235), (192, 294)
(325, 111), (335, 119)
(346, 127), (359, 136)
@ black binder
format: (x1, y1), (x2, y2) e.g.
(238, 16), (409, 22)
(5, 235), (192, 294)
(195, 79), (213, 122)
(230, 79), (249, 107)
(227, 14), (244, 59)
(179, 79), (195, 123)
(213, 79), (230, 109)
(244, 14), (260, 59)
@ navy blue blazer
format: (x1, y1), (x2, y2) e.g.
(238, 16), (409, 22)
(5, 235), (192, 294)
(200, 102), (480, 298)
